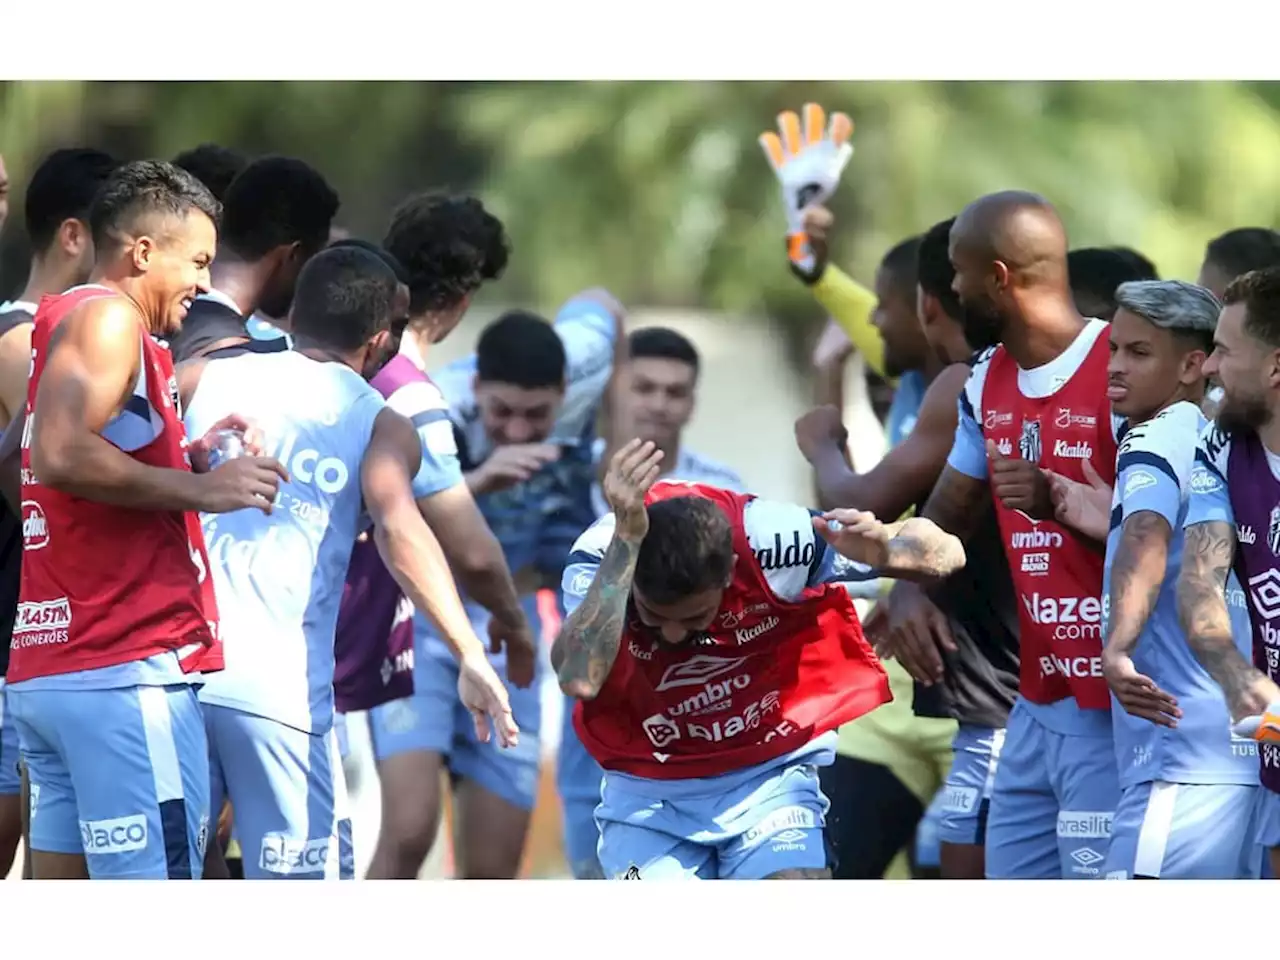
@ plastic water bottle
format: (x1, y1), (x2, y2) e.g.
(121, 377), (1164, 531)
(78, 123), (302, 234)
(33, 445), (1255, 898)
(206, 428), (247, 470)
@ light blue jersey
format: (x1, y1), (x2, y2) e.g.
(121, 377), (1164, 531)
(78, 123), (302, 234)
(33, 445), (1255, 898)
(561, 498), (875, 879)
(886, 370), (927, 447)
(1106, 402), (1257, 787)
(385, 370), (464, 501)
(185, 351), (385, 735)
(246, 314), (291, 344)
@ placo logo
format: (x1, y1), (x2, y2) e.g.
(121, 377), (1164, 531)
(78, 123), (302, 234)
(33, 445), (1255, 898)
(260, 835), (335, 875)
(1122, 471), (1157, 499)
(264, 430), (350, 495)
(654, 655), (746, 692)
(1189, 466), (1223, 495)
(80, 814), (148, 855)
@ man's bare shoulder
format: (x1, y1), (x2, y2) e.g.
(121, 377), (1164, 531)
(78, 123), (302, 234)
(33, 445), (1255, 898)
(49, 297), (142, 359)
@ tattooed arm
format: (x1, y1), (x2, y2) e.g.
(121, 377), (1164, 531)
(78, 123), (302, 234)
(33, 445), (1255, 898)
(552, 529), (639, 699)
(553, 438), (664, 699)
(919, 465), (991, 542)
(1176, 520), (1266, 720)
(815, 511), (965, 582)
(1105, 511), (1171, 657)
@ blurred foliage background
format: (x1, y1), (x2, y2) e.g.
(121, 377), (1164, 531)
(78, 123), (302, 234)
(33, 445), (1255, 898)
(4, 80), (1280, 356)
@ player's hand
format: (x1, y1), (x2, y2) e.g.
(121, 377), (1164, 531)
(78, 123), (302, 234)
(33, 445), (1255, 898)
(603, 439), (664, 543)
(813, 508), (892, 567)
(987, 439), (1054, 520)
(192, 455), (290, 514)
(458, 650), (520, 748)
(794, 405), (848, 464)
(1042, 457), (1112, 540)
(469, 443), (561, 495)
(867, 580), (956, 686)
(188, 414), (268, 473)
(758, 104), (854, 282)
(489, 614), (536, 689)
(1102, 648), (1180, 727)
(811, 316), (853, 370)
(1228, 676), (1280, 728)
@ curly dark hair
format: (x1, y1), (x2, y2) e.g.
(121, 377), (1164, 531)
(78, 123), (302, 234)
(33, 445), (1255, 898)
(383, 193), (510, 315)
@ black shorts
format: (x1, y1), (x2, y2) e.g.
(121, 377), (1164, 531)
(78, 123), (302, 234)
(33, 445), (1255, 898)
(820, 755), (925, 879)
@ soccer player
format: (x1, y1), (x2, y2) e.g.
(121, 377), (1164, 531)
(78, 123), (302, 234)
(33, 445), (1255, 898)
(0, 147), (119, 878)
(554, 440), (966, 880)
(329, 195), (532, 880)
(1076, 280), (1260, 879)
(1177, 266), (1280, 881)
(171, 143), (248, 204)
(890, 191), (1122, 879)
(5, 160), (288, 880)
(181, 245), (517, 880)
(368, 290), (625, 879)
(559, 326), (745, 880)
(798, 216), (1021, 880)
(167, 156), (339, 362)
(1066, 246), (1159, 321)
(790, 214), (958, 880)
(1197, 228), (1280, 299)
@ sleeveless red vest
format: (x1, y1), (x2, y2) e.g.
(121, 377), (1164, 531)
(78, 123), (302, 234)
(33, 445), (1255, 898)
(574, 482), (891, 779)
(979, 326), (1116, 709)
(8, 286), (222, 683)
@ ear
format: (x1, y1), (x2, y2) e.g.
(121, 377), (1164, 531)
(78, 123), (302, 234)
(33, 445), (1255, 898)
(132, 234), (157, 272)
(59, 217), (89, 259)
(1179, 348), (1208, 387)
(990, 260), (1011, 292)
(1267, 349), (1280, 390)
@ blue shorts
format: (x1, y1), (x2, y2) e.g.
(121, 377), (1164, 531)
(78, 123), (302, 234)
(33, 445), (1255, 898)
(557, 696), (606, 878)
(0, 684), (20, 796)
(937, 725), (1005, 846)
(368, 653), (542, 811)
(1104, 780), (1261, 879)
(9, 682), (209, 879)
(205, 704), (353, 880)
(985, 699), (1120, 879)
(596, 758), (832, 880)
(1254, 787), (1280, 852)
(333, 712), (350, 761)
(915, 789), (944, 869)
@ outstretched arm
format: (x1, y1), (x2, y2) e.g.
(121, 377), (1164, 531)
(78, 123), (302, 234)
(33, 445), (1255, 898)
(816, 512), (965, 582)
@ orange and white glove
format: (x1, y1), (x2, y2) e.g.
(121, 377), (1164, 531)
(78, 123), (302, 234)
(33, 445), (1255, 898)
(759, 103), (854, 283)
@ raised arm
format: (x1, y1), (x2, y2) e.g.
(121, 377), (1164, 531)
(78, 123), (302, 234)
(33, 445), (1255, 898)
(796, 364), (968, 517)
(554, 439), (662, 699)
(816, 511), (965, 582)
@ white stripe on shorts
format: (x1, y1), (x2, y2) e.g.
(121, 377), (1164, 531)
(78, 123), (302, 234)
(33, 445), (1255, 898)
(326, 724), (351, 880)
(1134, 780), (1179, 879)
(982, 728), (1006, 799)
(138, 686), (184, 803)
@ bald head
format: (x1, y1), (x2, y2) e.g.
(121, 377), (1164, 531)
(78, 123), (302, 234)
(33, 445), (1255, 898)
(952, 191), (1069, 274)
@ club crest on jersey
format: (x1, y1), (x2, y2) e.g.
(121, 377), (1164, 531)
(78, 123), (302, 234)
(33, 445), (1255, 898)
(1269, 506), (1280, 556)
(1019, 419), (1042, 463)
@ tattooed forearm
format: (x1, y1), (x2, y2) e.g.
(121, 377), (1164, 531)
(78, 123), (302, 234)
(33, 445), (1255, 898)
(1105, 511), (1171, 656)
(1177, 521), (1256, 712)
(920, 466), (989, 542)
(877, 516), (966, 581)
(554, 534), (642, 699)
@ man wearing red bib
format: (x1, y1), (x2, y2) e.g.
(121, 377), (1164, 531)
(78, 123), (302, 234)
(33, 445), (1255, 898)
(5, 161), (287, 880)
(888, 191), (1123, 878)
(552, 439), (965, 879)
